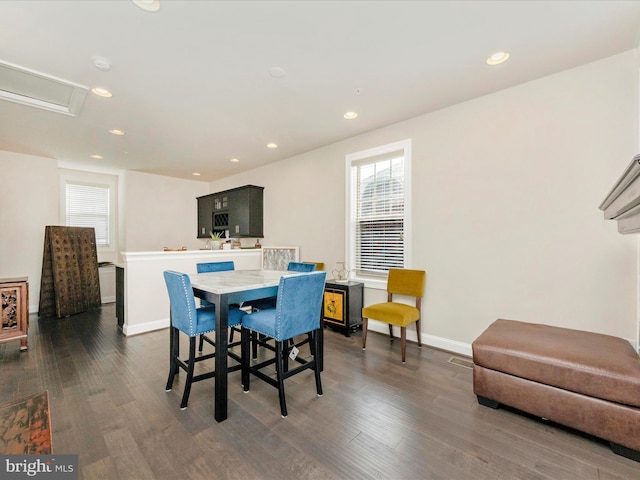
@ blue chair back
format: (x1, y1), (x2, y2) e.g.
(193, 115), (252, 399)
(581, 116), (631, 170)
(197, 261), (235, 273)
(287, 262), (316, 272)
(196, 262), (235, 308)
(163, 270), (199, 336)
(274, 271), (326, 340)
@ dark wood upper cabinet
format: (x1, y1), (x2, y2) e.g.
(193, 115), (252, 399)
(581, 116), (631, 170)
(197, 185), (264, 238)
(197, 194), (215, 238)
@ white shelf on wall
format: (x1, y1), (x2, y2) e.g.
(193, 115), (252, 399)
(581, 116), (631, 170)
(600, 153), (640, 233)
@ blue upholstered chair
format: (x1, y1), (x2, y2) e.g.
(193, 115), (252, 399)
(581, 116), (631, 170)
(244, 261), (316, 312)
(245, 261), (317, 359)
(163, 270), (246, 409)
(287, 261), (318, 272)
(197, 260), (235, 273)
(240, 271), (326, 417)
(196, 261), (236, 350)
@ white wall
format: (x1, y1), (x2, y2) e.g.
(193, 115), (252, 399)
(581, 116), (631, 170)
(210, 51), (639, 351)
(0, 155), (211, 312)
(0, 151), (59, 310)
(121, 170), (210, 254)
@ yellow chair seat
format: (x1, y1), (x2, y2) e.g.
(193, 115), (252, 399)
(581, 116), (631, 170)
(362, 302), (420, 328)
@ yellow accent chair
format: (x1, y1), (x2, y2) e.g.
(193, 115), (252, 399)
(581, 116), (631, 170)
(305, 262), (324, 271)
(362, 268), (426, 363)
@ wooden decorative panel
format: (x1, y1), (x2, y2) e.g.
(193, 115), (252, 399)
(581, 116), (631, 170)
(38, 226), (101, 318)
(0, 277), (28, 350)
(323, 289), (345, 324)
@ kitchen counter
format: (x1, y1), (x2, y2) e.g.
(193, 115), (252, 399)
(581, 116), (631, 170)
(118, 249), (262, 335)
(123, 248), (260, 260)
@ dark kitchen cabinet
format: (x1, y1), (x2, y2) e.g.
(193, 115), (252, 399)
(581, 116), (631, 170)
(197, 185), (263, 238)
(227, 186), (263, 237)
(197, 195), (215, 238)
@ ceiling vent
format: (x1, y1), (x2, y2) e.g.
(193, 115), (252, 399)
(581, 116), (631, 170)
(0, 60), (88, 116)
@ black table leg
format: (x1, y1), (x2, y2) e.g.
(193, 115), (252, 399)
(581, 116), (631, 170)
(214, 294), (229, 422)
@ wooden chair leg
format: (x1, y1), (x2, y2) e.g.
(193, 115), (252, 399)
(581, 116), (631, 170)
(180, 337), (197, 409)
(389, 324), (394, 341)
(283, 340), (290, 373)
(401, 326), (407, 363)
(198, 334), (205, 352)
(241, 328), (250, 391)
(251, 331), (258, 359)
(166, 326), (179, 391)
(362, 317), (368, 350)
(307, 331), (315, 357)
(313, 330), (323, 397)
(415, 319), (422, 347)
(275, 341), (288, 418)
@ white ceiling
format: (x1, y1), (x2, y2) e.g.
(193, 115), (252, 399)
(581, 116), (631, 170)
(1, 0), (640, 182)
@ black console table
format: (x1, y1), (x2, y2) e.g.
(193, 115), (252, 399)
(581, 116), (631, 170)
(323, 280), (363, 337)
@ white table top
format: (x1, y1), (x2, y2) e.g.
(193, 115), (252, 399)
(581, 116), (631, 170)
(189, 269), (292, 295)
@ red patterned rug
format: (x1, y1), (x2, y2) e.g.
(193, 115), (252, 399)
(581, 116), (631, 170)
(0, 391), (52, 454)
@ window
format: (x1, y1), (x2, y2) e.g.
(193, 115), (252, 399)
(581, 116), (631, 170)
(60, 172), (117, 250)
(346, 139), (411, 278)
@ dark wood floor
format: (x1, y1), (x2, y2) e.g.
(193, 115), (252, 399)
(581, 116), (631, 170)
(1, 305), (638, 479)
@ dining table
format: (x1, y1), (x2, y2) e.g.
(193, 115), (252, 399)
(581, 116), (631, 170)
(189, 269), (298, 422)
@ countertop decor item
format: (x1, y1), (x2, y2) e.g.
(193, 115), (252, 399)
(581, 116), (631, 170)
(261, 247), (299, 270)
(209, 231), (223, 250)
(332, 262), (350, 282)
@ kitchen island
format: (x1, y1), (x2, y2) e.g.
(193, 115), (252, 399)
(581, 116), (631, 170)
(118, 249), (262, 335)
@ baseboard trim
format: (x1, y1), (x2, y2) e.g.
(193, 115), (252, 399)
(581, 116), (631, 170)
(123, 318), (169, 336)
(367, 320), (472, 357)
(424, 333), (472, 357)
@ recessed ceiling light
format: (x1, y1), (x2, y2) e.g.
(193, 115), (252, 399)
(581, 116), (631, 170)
(192, 172), (201, 176)
(267, 143), (278, 149)
(91, 87), (112, 98)
(92, 56), (112, 71)
(109, 129), (125, 135)
(269, 67), (286, 78)
(230, 158), (240, 163)
(90, 154), (104, 159)
(487, 51), (510, 66)
(343, 111), (358, 119)
(132, 0), (160, 12)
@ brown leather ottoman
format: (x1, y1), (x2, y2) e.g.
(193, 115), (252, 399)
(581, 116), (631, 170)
(472, 319), (640, 461)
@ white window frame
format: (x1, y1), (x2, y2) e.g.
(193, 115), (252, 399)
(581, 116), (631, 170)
(345, 139), (412, 289)
(60, 171), (117, 253)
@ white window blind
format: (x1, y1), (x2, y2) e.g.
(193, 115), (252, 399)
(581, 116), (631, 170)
(350, 149), (406, 275)
(65, 182), (110, 246)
